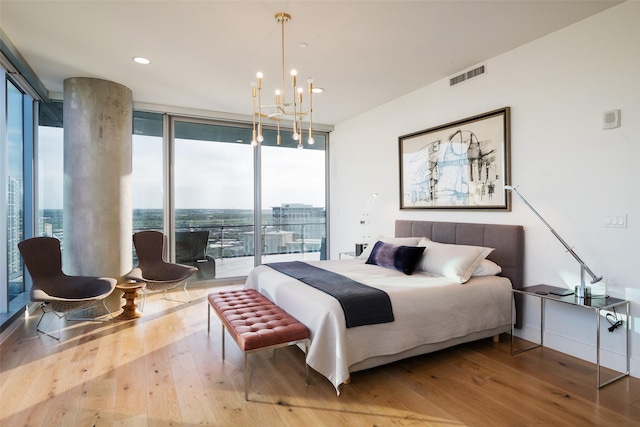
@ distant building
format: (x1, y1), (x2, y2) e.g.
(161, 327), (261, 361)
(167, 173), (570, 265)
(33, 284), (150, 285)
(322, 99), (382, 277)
(8, 177), (23, 296)
(242, 229), (295, 255)
(272, 203), (325, 241)
(239, 204), (325, 255)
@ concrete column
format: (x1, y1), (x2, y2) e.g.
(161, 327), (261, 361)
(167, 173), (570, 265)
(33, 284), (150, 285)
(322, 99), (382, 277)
(63, 77), (132, 311)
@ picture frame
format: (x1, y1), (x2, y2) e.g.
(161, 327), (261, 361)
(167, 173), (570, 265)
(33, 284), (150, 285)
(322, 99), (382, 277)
(399, 107), (511, 210)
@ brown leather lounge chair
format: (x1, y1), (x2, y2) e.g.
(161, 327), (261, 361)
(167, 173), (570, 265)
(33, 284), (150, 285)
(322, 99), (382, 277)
(126, 231), (198, 311)
(18, 236), (117, 340)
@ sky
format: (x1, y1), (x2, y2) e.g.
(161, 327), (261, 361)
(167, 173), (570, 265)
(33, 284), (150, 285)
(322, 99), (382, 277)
(37, 128), (325, 210)
(7, 81), (24, 178)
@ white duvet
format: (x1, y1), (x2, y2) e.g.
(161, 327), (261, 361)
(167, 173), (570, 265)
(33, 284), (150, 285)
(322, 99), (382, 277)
(244, 259), (512, 392)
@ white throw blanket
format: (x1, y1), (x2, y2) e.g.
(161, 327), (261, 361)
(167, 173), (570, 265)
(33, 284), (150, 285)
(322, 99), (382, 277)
(244, 259), (512, 393)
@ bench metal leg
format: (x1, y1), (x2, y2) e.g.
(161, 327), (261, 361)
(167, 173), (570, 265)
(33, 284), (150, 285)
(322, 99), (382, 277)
(221, 325), (226, 360)
(244, 353), (249, 401)
(304, 339), (310, 386)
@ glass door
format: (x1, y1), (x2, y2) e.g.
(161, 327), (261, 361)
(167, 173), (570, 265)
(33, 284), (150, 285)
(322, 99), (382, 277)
(260, 130), (327, 264)
(131, 111), (165, 265)
(172, 120), (255, 280)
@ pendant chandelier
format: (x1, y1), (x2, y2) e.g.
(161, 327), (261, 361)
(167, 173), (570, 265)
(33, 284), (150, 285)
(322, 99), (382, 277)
(251, 12), (316, 149)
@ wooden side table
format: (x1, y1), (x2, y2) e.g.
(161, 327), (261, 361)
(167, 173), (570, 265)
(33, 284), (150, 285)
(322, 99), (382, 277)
(116, 281), (146, 320)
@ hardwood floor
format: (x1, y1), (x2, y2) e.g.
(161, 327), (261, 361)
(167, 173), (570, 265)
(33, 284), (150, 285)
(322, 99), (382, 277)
(2, 285), (639, 426)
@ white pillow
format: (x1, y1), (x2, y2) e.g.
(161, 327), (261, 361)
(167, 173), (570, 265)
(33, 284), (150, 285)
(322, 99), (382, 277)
(472, 259), (502, 276)
(416, 238), (494, 283)
(358, 235), (423, 260)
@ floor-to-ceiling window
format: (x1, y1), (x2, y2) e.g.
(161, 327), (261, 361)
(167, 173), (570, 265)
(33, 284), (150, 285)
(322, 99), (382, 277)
(38, 101), (63, 240)
(170, 119), (327, 279)
(132, 111), (164, 245)
(172, 119), (256, 279)
(34, 108), (328, 283)
(1, 73), (35, 328)
(5, 80), (25, 303)
(261, 129), (327, 263)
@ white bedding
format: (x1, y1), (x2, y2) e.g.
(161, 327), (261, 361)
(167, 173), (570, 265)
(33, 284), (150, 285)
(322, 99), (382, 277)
(243, 258), (513, 392)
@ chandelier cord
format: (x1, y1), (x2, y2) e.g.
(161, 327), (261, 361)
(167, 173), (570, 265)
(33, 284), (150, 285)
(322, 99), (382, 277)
(280, 14), (286, 109)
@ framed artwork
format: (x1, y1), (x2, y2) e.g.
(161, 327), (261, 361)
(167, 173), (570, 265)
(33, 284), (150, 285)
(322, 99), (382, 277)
(399, 107), (511, 210)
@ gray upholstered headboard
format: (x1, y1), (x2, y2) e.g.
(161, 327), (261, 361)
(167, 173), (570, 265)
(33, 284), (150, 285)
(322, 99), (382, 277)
(395, 219), (524, 328)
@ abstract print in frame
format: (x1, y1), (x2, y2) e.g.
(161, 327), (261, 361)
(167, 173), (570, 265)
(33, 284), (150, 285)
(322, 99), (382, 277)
(399, 107), (511, 210)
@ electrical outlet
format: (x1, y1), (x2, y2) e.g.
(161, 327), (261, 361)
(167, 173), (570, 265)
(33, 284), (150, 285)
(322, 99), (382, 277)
(604, 213), (627, 228)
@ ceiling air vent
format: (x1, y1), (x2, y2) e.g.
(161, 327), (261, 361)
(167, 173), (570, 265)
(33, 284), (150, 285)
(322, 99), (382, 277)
(449, 64), (486, 87)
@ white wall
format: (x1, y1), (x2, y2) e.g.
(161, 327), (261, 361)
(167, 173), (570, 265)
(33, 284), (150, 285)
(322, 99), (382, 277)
(330, 2), (640, 377)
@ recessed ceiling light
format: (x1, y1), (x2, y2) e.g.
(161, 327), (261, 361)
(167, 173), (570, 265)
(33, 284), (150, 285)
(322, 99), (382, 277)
(312, 87), (324, 94)
(133, 56), (151, 65)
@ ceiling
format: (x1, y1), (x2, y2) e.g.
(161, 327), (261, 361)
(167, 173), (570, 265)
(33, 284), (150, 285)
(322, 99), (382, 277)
(0, 1), (621, 126)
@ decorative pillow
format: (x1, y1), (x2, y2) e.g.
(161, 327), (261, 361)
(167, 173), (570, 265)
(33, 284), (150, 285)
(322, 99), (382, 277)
(365, 241), (425, 275)
(358, 235), (423, 260)
(472, 259), (502, 277)
(416, 238), (494, 283)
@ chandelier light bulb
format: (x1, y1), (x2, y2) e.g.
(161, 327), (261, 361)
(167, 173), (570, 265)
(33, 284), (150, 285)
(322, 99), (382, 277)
(308, 137), (315, 145)
(297, 143), (303, 149)
(251, 139), (258, 147)
(257, 135), (264, 143)
(292, 133), (300, 141)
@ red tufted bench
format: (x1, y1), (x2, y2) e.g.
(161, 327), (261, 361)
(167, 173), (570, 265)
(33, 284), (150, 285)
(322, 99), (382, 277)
(207, 288), (310, 400)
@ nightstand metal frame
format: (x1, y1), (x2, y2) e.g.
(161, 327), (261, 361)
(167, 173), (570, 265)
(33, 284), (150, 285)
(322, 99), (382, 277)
(511, 285), (630, 389)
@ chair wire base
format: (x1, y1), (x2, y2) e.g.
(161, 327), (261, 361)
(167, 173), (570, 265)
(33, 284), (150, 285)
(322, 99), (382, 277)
(139, 281), (192, 312)
(36, 300), (114, 340)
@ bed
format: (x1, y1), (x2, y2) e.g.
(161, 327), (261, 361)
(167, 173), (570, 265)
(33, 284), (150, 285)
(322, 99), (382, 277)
(244, 220), (524, 393)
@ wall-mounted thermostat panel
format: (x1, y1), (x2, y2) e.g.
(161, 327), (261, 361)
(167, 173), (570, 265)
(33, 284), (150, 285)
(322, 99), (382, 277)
(603, 109), (621, 129)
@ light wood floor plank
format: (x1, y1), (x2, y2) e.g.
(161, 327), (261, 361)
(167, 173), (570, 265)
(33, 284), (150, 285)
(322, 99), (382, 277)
(2, 285), (639, 426)
(113, 323), (149, 423)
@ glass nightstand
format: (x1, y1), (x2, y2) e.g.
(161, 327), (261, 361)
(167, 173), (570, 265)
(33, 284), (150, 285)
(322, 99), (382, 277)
(511, 284), (630, 388)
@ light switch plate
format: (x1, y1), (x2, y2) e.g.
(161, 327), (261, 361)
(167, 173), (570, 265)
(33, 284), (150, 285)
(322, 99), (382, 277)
(604, 213), (627, 228)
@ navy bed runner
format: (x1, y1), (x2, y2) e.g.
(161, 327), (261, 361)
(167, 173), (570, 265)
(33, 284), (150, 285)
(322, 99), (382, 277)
(265, 261), (394, 328)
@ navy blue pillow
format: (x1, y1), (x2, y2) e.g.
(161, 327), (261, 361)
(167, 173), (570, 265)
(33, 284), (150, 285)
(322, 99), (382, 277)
(365, 241), (425, 275)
